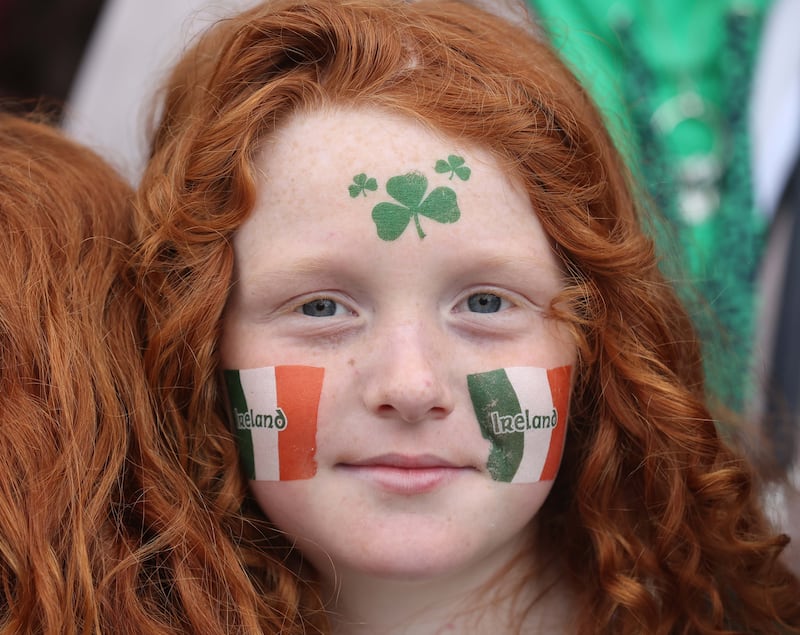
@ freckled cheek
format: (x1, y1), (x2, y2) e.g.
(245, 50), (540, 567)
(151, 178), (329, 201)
(307, 368), (363, 453)
(489, 480), (555, 528)
(249, 481), (331, 540)
(238, 342), (340, 372)
(535, 320), (577, 368)
(219, 327), (289, 370)
(249, 481), (290, 520)
(217, 327), (247, 368)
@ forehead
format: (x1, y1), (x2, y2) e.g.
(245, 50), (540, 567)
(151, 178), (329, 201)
(249, 105), (535, 231)
(234, 105), (564, 309)
(254, 106), (488, 196)
(238, 106), (560, 281)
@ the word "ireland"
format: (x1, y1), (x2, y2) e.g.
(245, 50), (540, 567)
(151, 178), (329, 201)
(234, 407), (287, 430)
(490, 409), (557, 434)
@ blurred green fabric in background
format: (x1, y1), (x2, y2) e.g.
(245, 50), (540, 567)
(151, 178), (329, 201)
(527, 0), (770, 414)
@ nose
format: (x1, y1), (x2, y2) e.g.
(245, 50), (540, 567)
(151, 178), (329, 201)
(361, 319), (455, 423)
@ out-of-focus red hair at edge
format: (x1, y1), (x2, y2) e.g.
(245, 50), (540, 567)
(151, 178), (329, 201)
(0, 114), (152, 632)
(130, 1), (800, 633)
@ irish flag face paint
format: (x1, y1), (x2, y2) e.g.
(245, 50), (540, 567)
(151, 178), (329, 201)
(467, 365), (571, 483)
(223, 365), (324, 481)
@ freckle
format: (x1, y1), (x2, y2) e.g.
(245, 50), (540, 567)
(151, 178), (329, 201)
(348, 358), (355, 366)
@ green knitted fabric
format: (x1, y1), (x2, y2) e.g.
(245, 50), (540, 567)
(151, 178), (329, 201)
(527, 0), (769, 412)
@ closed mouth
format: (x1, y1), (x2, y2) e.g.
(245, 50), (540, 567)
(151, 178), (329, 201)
(343, 453), (461, 469)
(337, 454), (474, 494)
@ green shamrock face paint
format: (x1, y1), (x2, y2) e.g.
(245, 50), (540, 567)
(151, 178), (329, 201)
(348, 155), (470, 240)
(435, 154), (472, 181)
(349, 173), (378, 197)
(372, 171), (460, 240)
(467, 365), (571, 483)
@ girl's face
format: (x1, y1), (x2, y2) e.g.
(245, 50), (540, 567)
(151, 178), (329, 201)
(219, 106), (575, 589)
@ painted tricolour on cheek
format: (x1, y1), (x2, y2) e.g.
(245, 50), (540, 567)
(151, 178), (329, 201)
(467, 366), (571, 483)
(223, 365), (324, 481)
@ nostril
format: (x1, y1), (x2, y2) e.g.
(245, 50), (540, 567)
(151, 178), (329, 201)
(376, 404), (395, 417)
(373, 403), (451, 423)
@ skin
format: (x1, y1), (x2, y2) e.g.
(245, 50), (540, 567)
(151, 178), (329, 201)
(219, 106), (576, 633)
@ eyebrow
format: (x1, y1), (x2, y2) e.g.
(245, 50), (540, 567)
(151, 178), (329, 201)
(234, 254), (355, 289)
(465, 252), (562, 274)
(234, 248), (564, 295)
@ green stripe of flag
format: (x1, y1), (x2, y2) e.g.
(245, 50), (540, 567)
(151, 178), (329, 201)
(223, 369), (255, 480)
(467, 368), (524, 482)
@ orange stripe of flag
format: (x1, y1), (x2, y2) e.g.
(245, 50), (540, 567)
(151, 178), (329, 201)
(540, 365), (572, 481)
(275, 365), (324, 480)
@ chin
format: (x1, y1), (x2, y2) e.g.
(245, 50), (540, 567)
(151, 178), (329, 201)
(310, 524), (528, 591)
(252, 475), (549, 590)
(343, 547), (474, 582)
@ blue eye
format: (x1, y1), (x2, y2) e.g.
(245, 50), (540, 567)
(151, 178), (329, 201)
(300, 298), (340, 317)
(467, 293), (503, 313)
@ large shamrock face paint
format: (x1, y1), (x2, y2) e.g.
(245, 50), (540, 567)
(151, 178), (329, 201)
(371, 171), (461, 240)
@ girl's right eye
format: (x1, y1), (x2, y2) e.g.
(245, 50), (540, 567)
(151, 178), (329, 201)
(298, 298), (346, 317)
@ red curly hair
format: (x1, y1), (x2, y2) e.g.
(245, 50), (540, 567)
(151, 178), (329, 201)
(0, 114), (148, 632)
(0, 115), (318, 634)
(131, 1), (800, 633)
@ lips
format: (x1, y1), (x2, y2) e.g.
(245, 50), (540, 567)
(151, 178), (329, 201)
(337, 453), (472, 494)
(346, 453), (459, 469)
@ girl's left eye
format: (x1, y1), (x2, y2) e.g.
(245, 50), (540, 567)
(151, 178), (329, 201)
(464, 292), (510, 314)
(298, 298), (347, 317)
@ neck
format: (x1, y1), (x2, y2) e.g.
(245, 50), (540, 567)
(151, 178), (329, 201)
(322, 547), (574, 635)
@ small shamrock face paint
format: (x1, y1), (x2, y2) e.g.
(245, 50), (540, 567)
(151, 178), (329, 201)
(348, 173), (377, 197)
(434, 154), (471, 181)
(467, 365), (571, 483)
(348, 155), (470, 240)
(223, 365), (324, 481)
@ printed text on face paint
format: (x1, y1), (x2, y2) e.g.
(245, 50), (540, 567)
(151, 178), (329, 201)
(489, 408), (558, 434)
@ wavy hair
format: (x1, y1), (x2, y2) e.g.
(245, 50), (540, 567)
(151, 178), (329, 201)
(0, 115), (148, 632)
(133, 1), (800, 633)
